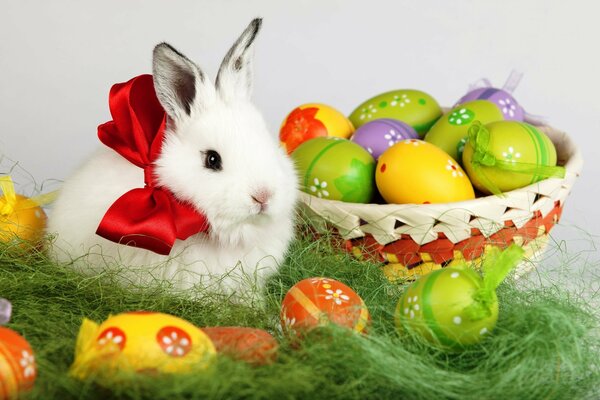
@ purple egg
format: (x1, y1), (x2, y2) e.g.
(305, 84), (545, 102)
(351, 118), (418, 159)
(456, 87), (525, 121)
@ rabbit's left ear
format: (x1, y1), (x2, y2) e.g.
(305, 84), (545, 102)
(216, 18), (262, 102)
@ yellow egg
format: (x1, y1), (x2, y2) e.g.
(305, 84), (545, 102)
(0, 194), (47, 246)
(70, 312), (216, 381)
(376, 139), (475, 204)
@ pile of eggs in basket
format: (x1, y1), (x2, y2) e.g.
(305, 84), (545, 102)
(280, 86), (560, 205)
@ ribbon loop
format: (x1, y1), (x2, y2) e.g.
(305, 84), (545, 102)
(96, 75), (209, 255)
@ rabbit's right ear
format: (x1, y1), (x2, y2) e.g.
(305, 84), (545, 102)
(152, 43), (216, 124)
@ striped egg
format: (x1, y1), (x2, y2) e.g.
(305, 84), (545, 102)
(349, 89), (442, 136)
(395, 267), (498, 347)
(292, 137), (376, 203)
(351, 118), (418, 159)
(424, 100), (504, 161)
(0, 327), (36, 398)
(279, 103), (355, 154)
(456, 87), (524, 121)
(281, 277), (370, 336)
(462, 121), (558, 194)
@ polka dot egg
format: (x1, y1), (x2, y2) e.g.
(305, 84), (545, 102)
(281, 277), (370, 336)
(0, 327), (37, 398)
(279, 103), (355, 154)
(70, 312), (216, 381)
(349, 89), (443, 136)
(351, 118), (418, 159)
(395, 267), (498, 347)
(376, 139), (475, 204)
(292, 137), (376, 203)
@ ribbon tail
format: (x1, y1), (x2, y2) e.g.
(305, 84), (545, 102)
(96, 188), (178, 255)
(14, 190), (60, 211)
(482, 244), (525, 291)
(463, 245), (525, 321)
(0, 176), (17, 215)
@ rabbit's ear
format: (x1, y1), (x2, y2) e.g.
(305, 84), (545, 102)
(152, 43), (215, 123)
(215, 18), (262, 102)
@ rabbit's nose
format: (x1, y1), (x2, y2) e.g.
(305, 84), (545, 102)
(251, 189), (272, 211)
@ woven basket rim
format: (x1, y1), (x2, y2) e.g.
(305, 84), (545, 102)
(298, 124), (582, 212)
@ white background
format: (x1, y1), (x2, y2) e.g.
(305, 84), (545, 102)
(1, 0), (599, 272)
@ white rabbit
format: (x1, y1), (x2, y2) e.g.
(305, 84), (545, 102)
(47, 19), (298, 299)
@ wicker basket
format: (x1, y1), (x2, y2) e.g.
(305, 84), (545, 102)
(298, 125), (583, 281)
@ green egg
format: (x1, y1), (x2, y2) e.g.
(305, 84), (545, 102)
(424, 100), (504, 161)
(462, 121), (558, 194)
(349, 90), (442, 136)
(291, 137), (376, 203)
(395, 267), (498, 347)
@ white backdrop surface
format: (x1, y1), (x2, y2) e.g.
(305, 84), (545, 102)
(1, 0), (599, 258)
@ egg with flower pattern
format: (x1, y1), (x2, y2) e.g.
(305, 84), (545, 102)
(376, 139), (475, 204)
(349, 89), (442, 136)
(351, 118), (418, 159)
(462, 121), (560, 195)
(291, 137), (376, 203)
(70, 312), (215, 381)
(279, 103), (355, 154)
(395, 267), (498, 347)
(281, 278), (370, 335)
(0, 326), (37, 399)
(424, 100), (504, 161)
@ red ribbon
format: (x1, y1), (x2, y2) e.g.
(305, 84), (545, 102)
(96, 74), (209, 255)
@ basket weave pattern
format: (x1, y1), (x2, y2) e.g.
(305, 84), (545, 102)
(299, 125), (582, 280)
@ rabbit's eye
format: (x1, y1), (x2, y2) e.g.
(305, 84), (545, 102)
(203, 150), (222, 171)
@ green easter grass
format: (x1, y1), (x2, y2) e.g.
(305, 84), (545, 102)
(1, 226), (599, 400)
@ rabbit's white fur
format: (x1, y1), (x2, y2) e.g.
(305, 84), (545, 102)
(47, 19), (298, 297)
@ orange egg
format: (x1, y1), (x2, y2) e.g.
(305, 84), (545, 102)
(281, 277), (370, 336)
(376, 139), (475, 204)
(201, 327), (278, 365)
(70, 312), (216, 381)
(279, 103), (355, 154)
(0, 327), (37, 399)
(0, 194), (47, 245)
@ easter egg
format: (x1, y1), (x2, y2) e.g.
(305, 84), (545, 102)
(292, 137), (376, 203)
(457, 87), (524, 121)
(201, 327), (278, 365)
(376, 139), (475, 204)
(0, 327), (36, 398)
(424, 100), (504, 161)
(70, 312), (216, 381)
(462, 121), (559, 194)
(0, 194), (47, 246)
(351, 118), (418, 159)
(280, 103), (355, 154)
(281, 277), (370, 336)
(395, 267), (498, 347)
(349, 90), (442, 136)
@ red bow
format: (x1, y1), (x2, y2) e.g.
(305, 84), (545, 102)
(95, 74), (209, 255)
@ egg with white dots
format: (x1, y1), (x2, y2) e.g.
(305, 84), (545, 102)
(395, 267), (499, 347)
